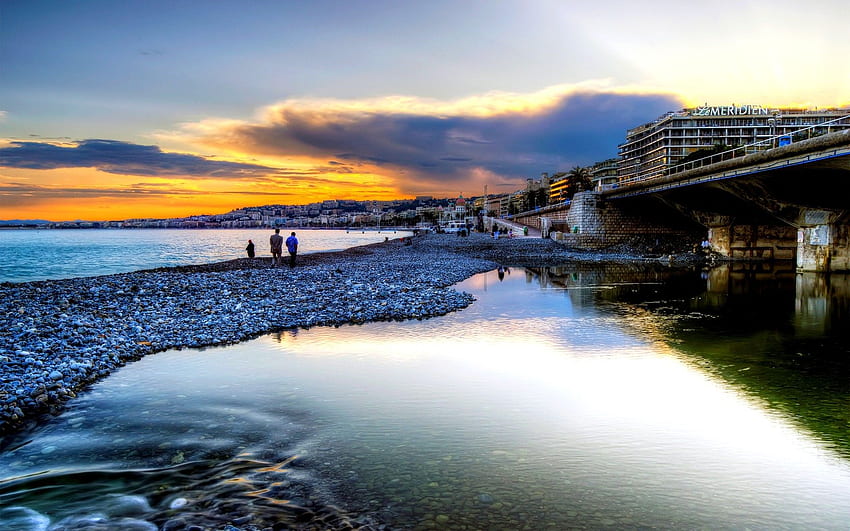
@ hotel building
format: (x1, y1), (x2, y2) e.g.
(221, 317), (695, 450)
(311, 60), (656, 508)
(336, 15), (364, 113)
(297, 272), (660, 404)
(589, 158), (620, 189)
(617, 105), (850, 182)
(547, 173), (571, 204)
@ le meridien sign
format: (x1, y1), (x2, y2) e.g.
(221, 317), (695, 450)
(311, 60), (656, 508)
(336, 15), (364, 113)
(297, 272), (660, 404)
(692, 105), (771, 116)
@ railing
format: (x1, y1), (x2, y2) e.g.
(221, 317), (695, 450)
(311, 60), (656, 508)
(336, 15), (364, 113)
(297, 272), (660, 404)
(606, 113), (850, 190)
(505, 199), (571, 221)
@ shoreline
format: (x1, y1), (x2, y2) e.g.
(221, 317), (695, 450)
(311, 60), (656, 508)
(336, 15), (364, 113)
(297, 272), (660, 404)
(0, 232), (704, 444)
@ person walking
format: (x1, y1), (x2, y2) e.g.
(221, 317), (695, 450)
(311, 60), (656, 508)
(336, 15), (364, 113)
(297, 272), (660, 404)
(246, 239), (255, 258)
(286, 231), (299, 267)
(270, 229), (283, 266)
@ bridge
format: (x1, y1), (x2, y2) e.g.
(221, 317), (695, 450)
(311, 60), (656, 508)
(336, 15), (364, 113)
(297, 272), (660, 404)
(511, 124), (850, 272)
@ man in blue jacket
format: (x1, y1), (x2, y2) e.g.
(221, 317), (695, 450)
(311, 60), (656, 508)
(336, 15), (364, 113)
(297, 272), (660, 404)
(286, 231), (298, 268)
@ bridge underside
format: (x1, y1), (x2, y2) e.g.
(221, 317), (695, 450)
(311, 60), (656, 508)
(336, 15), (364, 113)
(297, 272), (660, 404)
(618, 157), (850, 271)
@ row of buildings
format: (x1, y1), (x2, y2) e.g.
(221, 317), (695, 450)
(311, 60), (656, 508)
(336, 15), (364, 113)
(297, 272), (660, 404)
(478, 104), (850, 218)
(43, 104), (850, 229)
(52, 197), (462, 229)
(617, 104), (850, 183)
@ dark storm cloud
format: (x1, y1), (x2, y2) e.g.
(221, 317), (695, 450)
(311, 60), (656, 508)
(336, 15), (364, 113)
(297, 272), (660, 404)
(224, 91), (683, 181)
(0, 91), (684, 193)
(0, 139), (277, 178)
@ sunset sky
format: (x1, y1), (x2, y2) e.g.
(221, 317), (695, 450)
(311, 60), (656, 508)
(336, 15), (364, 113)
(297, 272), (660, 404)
(2, 0), (849, 221)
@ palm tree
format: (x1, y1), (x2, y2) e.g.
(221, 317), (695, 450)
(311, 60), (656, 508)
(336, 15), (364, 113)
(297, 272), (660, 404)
(568, 166), (593, 193)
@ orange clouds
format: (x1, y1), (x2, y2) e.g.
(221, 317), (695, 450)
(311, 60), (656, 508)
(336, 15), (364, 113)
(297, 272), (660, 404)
(1, 86), (686, 221)
(0, 166), (403, 221)
(169, 87), (683, 197)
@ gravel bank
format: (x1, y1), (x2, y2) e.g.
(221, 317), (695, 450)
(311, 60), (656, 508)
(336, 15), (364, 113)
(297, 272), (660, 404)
(0, 232), (699, 442)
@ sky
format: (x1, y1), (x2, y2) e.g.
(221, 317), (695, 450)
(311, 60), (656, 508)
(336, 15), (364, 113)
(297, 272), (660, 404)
(1, 0), (849, 221)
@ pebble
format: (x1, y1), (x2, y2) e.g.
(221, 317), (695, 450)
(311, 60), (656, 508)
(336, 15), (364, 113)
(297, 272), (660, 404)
(169, 497), (189, 510)
(478, 493), (495, 504)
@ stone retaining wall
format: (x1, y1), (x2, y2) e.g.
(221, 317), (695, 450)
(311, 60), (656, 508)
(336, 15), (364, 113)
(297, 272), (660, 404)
(549, 192), (697, 250)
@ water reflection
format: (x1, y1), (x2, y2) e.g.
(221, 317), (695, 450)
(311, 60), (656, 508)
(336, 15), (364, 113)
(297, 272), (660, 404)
(795, 272), (850, 336)
(2, 265), (850, 529)
(531, 262), (850, 461)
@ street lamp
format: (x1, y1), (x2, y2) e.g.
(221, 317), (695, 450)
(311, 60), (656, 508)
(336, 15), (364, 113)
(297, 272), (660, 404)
(768, 117), (776, 148)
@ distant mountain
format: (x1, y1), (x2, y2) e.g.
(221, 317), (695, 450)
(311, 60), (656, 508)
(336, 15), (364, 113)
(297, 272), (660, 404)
(0, 219), (51, 226)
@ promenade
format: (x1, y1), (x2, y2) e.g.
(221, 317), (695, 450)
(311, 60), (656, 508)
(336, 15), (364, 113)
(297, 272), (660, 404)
(487, 217), (543, 238)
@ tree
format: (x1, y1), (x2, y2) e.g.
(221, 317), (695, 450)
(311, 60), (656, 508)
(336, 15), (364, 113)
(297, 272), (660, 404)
(568, 166), (593, 194)
(527, 187), (548, 210)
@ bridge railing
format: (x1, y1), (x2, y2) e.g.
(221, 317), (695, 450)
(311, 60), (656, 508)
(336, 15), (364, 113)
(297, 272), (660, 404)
(606, 113), (850, 190)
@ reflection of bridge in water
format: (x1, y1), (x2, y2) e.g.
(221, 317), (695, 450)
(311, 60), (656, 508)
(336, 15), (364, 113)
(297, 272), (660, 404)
(525, 262), (849, 338)
(512, 126), (850, 272)
(523, 263), (850, 458)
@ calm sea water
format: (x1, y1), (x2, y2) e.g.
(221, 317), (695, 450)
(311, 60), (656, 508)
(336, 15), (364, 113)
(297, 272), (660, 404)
(0, 228), (411, 283)
(2, 264), (850, 529)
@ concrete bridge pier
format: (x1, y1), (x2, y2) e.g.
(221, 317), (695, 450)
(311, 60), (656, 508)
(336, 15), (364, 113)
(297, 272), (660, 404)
(699, 213), (850, 273)
(706, 223), (797, 261)
(796, 213), (850, 272)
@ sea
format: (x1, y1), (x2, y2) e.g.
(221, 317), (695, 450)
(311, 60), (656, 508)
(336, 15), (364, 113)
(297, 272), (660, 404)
(0, 228), (411, 284)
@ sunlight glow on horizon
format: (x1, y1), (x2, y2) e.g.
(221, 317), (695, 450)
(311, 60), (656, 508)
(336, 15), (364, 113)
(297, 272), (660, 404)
(0, 168), (410, 221)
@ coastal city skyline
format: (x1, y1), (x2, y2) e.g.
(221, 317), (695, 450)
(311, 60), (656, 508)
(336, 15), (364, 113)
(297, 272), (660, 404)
(2, 0), (849, 222)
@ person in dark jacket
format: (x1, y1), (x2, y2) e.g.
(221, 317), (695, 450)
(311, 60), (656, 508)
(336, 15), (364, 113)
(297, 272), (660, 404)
(246, 239), (255, 258)
(270, 229), (283, 265)
(285, 232), (298, 267)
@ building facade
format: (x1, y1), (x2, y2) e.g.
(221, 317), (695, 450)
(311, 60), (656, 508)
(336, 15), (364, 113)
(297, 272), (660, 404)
(439, 194), (473, 224)
(617, 105), (850, 182)
(485, 194), (505, 217)
(589, 158), (620, 190)
(548, 172), (571, 204)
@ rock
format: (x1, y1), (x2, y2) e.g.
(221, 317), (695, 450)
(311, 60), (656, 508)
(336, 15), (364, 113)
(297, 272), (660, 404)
(478, 493), (495, 504)
(169, 497), (189, 509)
(104, 495), (153, 517)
